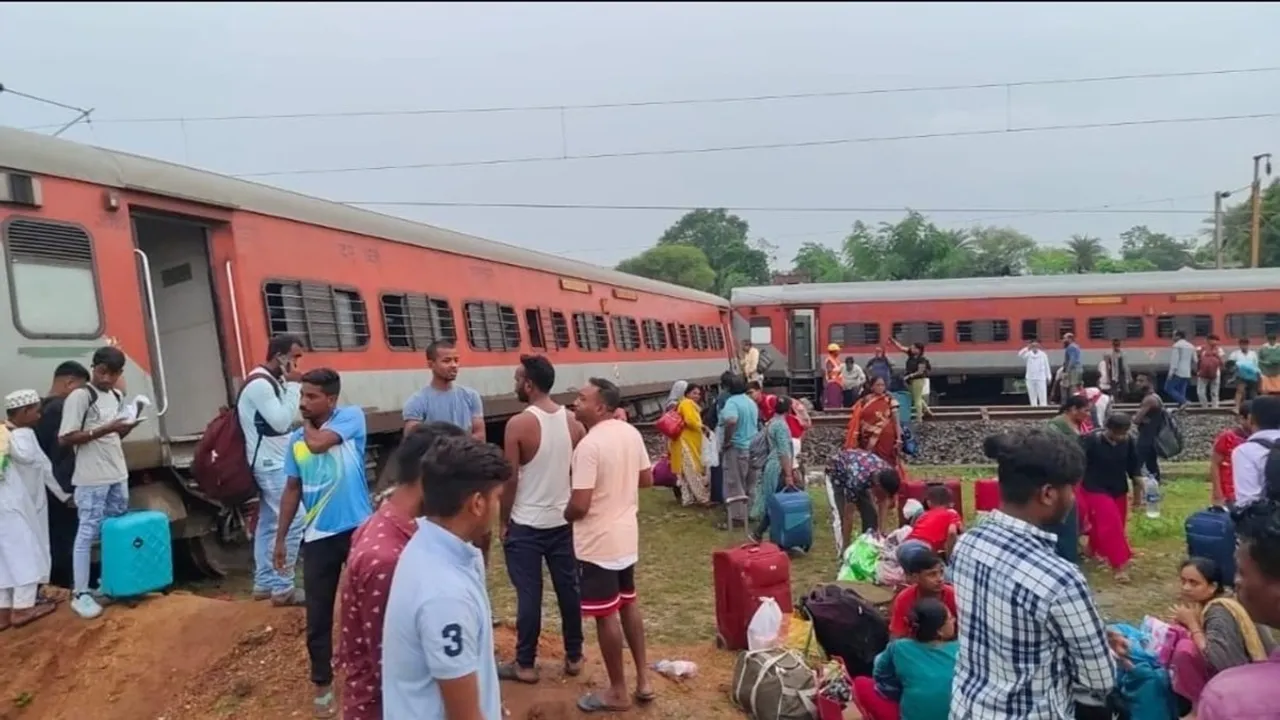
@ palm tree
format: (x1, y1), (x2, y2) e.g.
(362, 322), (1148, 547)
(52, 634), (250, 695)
(1066, 234), (1105, 272)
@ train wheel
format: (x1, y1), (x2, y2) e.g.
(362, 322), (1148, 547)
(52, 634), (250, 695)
(185, 535), (231, 579)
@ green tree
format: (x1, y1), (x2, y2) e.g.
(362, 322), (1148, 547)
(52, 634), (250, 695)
(791, 241), (848, 282)
(654, 208), (771, 296)
(1026, 247), (1077, 275)
(1118, 225), (1194, 271)
(840, 212), (976, 280)
(1065, 234), (1106, 272)
(615, 244), (716, 292)
(969, 226), (1038, 276)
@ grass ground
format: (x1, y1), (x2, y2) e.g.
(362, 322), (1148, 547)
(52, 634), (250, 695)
(486, 461), (1215, 645)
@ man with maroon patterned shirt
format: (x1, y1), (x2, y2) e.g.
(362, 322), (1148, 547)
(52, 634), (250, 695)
(336, 422), (464, 720)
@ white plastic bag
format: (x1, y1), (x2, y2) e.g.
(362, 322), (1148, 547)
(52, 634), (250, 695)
(702, 429), (720, 469)
(747, 597), (784, 651)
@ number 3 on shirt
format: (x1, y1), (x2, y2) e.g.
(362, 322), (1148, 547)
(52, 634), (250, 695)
(441, 623), (463, 657)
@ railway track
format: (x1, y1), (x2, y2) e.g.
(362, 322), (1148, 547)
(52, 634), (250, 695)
(633, 403), (1233, 429)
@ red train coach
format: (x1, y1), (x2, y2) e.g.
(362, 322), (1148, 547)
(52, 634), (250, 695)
(731, 270), (1280, 403)
(0, 126), (730, 564)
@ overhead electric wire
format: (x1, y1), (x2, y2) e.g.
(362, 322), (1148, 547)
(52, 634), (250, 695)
(343, 200), (1213, 215)
(237, 110), (1280, 177)
(18, 65), (1280, 129)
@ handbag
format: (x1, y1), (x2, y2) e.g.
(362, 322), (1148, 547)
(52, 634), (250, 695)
(655, 409), (685, 440)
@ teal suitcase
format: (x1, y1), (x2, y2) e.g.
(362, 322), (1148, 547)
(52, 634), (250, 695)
(100, 510), (173, 599)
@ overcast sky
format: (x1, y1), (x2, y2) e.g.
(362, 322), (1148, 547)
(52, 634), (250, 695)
(3, 2), (1278, 270)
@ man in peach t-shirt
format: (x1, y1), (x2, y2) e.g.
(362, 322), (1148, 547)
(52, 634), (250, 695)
(566, 378), (655, 713)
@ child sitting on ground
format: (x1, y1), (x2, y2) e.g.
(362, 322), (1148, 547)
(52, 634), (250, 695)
(889, 548), (958, 639)
(876, 499), (925, 588)
(907, 485), (964, 558)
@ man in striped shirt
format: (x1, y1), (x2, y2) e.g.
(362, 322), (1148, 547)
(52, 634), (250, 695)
(951, 428), (1127, 719)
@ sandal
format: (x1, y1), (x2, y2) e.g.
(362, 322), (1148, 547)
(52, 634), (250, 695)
(577, 692), (631, 714)
(496, 662), (540, 684)
(11, 603), (56, 628)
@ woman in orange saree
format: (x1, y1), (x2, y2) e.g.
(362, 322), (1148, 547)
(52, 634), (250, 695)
(843, 376), (903, 468)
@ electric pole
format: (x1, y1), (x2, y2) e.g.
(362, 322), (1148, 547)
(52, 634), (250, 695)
(1250, 152), (1272, 268)
(1215, 190), (1231, 269)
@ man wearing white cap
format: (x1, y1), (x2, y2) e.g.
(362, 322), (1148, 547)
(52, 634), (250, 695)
(1, 389), (59, 629)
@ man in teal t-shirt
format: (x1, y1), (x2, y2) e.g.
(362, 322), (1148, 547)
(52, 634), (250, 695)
(718, 375), (759, 528)
(275, 368), (373, 718)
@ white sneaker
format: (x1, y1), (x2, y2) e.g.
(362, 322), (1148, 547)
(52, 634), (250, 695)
(71, 592), (103, 619)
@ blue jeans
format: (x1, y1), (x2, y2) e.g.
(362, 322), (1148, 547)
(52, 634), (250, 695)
(503, 523), (584, 668)
(253, 467), (304, 596)
(73, 481), (129, 593)
(1164, 375), (1190, 406)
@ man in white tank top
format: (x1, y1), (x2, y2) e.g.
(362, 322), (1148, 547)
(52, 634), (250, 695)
(497, 355), (586, 684)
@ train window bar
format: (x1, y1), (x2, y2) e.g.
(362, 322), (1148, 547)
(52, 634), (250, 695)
(550, 311), (571, 349)
(380, 293), (456, 351)
(1156, 314), (1214, 339)
(1226, 313), (1280, 339)
(464, 301), (520, 352)
(1087, 316), (1145, 341)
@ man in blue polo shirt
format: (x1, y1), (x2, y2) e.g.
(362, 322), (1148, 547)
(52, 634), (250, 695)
(382, 434), (514, 720)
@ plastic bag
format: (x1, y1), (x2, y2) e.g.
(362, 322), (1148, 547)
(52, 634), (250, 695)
(837, 532), (883, 582)
(702, 430), (720, 469)
(748, 597), (785, 651)
(785, 616), (822, 665)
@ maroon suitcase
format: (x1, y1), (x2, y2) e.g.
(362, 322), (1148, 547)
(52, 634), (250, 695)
(712, 542), (793, 651)
(898, 479), (964, 525)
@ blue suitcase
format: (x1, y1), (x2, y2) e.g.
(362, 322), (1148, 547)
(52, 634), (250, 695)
(1185, 506), (1236, 586)
(767, 487), (813, 552)
(100, 510), (173, 599)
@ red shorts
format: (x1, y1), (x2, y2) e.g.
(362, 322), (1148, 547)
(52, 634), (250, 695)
(578, 561), (636, 618)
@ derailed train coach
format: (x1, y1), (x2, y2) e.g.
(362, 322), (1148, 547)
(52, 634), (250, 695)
(731, 269), (1280, 404)
(0, 126), (733, 572)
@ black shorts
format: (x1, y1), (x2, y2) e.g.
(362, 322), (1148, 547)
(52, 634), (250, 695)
(578, 561), (636, 618)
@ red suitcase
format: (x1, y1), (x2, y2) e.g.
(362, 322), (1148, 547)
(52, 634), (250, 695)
(898, 479), (964, 525)
(974, 478), (1000, 514)
(712, 542), (793, 651)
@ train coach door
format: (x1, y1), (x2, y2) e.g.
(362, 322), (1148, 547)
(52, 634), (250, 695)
(131, 213), (232, 444)
(788, 308), (816, 373)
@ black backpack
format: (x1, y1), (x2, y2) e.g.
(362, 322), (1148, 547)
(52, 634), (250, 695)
(77, 385), (123, 430)
(798, 583), (889, 678)
(1248, 437), (1280, 502)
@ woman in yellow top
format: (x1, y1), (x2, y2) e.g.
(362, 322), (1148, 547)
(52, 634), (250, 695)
(668, 382), (710, 506)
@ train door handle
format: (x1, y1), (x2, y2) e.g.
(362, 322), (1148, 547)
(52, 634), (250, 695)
(133, 247), (170, 418)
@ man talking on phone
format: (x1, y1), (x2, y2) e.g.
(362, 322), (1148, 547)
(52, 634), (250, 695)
(239, 334), (306, 606)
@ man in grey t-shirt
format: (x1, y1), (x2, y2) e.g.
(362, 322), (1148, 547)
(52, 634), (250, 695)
(56, 346), (141, 620)
(402, 341), (484, 441)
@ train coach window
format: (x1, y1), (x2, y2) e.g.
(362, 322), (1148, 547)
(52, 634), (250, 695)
(525, 308), (547, 350)
(1020, 319), (1075, 343)
(955, 319), (1010, 344)
(829, 322), (880, 346)
(1156, 314), (1213, 339)
(3, 217), (102, 338)
(710, 326), (725, 350)
(463, 301), (520, 352)
(573, 312), (610, 351)
(1087, 316), (1144, 341)
(380, 293), (456, 351)
(642, 319), (668, 350)
(891, 321), (944, 346)
(550, 311), (571, 349)
(264, 281), (369, 351)
(689, 325), (704, 351)
(678, 323), (690, 349)
(1226, 313), (1280, 339)
(611, 315), (641, 351)
(667, 322), (679, 349)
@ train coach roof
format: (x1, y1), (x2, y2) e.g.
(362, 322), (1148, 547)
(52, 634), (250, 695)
(731, 268), (1280, 305)
(0, 126), (728, 307)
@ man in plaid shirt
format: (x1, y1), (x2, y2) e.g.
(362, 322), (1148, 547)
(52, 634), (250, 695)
(951, 429), (1127, 719)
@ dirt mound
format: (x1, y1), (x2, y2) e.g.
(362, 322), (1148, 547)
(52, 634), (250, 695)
(0, 592), (280, 720)
(0, 592), (743, 719)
